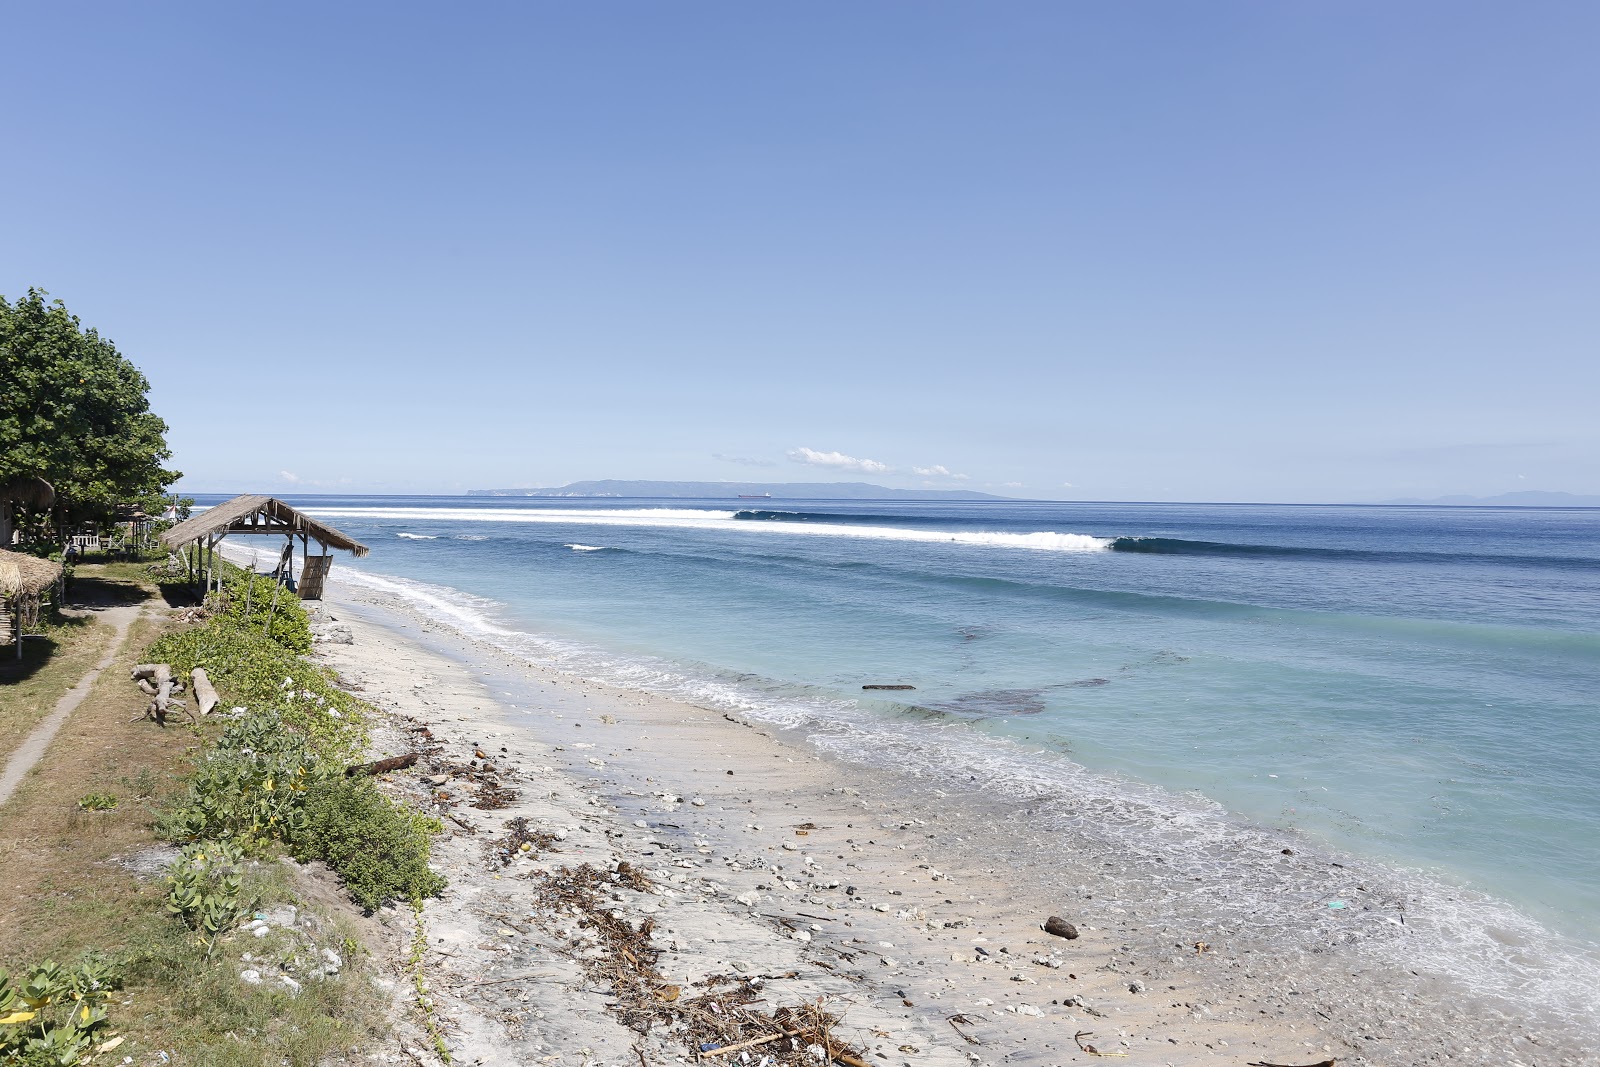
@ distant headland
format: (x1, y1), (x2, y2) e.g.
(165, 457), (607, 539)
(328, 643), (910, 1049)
(466, 480), (1011, 501)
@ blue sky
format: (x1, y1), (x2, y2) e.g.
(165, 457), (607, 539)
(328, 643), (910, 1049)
(3, 3), (1596, 501)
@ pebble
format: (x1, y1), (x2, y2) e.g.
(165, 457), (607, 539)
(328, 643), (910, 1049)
(239, 969), (262, 985)
(1128, 979), (1147, 994)
(279, 975), (302, 994)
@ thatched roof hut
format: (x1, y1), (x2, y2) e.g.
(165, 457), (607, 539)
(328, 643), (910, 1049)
(161, 495), (369, 557)
(0, 475), (56, 548)
(0, 550), (62, 600)
(161, 495), (368, 600)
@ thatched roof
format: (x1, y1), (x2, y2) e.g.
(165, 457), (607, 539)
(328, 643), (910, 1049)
(0, 550), (63, 599)
(160, 495), (370, 557)
(0, 475), (55, 509)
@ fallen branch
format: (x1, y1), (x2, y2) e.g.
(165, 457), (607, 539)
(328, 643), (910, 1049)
(1074, 1032), (1128, 1058)
(345, 752), (419, 777)
(699, 1029), (800, 1058)
(1246, 1061), (1336, 1067)
(472, 972), (558, 987)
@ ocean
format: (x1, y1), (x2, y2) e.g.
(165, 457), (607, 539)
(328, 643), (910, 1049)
(205, 494), (1600, 1026)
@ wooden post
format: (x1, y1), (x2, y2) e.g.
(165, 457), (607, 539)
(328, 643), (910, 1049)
(242, 561), (255, 619)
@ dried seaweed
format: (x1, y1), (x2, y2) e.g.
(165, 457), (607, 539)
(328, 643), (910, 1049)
(491, 817), (561, 867)
(523, 863), (866, 1066)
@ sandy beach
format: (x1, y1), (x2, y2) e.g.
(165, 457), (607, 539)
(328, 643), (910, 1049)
(292, 574), (1584, 1067)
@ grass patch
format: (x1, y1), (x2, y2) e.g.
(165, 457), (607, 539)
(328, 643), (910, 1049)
(0, 572), (400, 1063)
(0, 613), (104, 760)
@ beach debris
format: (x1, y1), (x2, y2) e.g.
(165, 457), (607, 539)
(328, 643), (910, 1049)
(191, 667), (220, 715)
(946, 1014), (981, 1045)
(1043, 916), (1079, 939)
(862, 684), (915, 691)
(345, 752), (419, 777)
(131, 663), (190, 725)
(490, 816), (561, 867)
(1127, 979), (1146, 994)
(1073, 1032), (1126, 1057)
(1327, 900), (1348, 910)
(516, 861), (867, 1066)
(1246, 1061), (1336, 1067)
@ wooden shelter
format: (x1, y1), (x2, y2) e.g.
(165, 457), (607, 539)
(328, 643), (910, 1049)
(160, 495), (369, 600)
(0, 475), (55, 548)
(0, 549), (63, 658)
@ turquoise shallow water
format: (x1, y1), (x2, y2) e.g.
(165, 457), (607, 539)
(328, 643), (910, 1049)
(208, 496), (1600, 978)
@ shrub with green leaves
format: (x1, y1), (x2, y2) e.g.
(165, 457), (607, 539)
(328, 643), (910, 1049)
(0, 955), (120, 1065)
(211, 563), (312, 653)
(146, 618), (367, 759)
(165, 841), (249, 955)
(157, 711), (330, 847)
(291, 778), (446, 912)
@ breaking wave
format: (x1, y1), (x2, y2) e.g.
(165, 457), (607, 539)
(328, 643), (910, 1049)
(304, 505), (1112, 554)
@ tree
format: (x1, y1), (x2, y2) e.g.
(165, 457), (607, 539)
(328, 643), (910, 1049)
(0, 289), (180, 543)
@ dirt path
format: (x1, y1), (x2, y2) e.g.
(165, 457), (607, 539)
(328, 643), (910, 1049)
(0, 603), (144, 809)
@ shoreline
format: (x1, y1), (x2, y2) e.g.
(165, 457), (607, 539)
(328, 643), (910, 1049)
(305, 574), (1594, 1066)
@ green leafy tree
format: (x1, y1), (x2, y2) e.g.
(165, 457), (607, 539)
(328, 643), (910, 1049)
(0, 289), (179, 539)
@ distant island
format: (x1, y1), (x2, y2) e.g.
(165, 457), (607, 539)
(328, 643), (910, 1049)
(1381, 490), (1600, 507)
(467, 480), (1010, 501)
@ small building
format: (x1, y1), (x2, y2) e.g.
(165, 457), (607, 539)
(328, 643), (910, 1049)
(0, 549), (63, 658)
(160, 495), (369, 600)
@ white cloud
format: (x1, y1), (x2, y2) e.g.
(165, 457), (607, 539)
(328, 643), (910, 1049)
(279, 470), (300, 483)
(912, 464), (969, 479)
(1001, 481), (1024, 488)
(787, 447), (890, 474)
(713, 453), (778, 468)
(1061, 481), (1076, 488)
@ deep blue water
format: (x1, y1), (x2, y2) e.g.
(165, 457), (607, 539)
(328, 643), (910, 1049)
(203, 495), (1600, 946)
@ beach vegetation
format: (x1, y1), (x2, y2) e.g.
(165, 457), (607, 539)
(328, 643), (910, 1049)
(0, 954), (121, 1066)
(145, 619), (363, 757)
(0, 567), (390, 1063)
(211, 563), (314, 653)
(164, 842), (248, 956)
(294, 778), (447, 912)
(149, 607), (446, 912)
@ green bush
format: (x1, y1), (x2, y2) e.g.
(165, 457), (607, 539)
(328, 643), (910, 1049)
(165, 842), (249, 955)
(0, 955), (120, 1065)
(291, 778), (446, 912)
(212, 564), (312, 653)
(146, 618), (366, 759)
(157, 711), (329, 847)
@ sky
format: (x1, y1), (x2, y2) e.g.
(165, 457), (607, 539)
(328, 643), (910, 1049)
(3, 2), (1597, 502)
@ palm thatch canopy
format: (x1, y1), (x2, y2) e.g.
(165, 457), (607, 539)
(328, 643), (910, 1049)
(1, 475), (55, 509)
(160, 495), (369, 557)
(0, 550), (63, 599)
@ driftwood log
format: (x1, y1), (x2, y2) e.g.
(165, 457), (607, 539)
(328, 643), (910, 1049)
(191, 667), (219, 716)
(345, 752), (419, 777)
(133, 664), (189, 725)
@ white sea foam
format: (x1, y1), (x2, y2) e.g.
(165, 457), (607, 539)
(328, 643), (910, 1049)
(325, 561), (1600, 1037)
(300, 506), (1113, 553)
(396, 532), (438, 540)
(565, 544), (605, 551)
